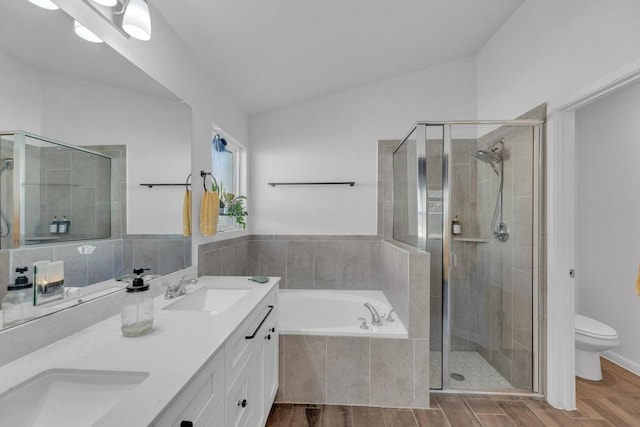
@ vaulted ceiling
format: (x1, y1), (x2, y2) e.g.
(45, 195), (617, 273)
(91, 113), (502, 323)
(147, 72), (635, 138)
(153, 0), (524, 115)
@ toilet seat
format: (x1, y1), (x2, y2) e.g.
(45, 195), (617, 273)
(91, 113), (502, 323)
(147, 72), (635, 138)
(575, 314), (618, 340)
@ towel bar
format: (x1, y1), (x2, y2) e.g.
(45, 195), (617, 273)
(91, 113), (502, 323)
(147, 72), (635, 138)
(140, 173), (192, 188)
(267, 182), (355, 187)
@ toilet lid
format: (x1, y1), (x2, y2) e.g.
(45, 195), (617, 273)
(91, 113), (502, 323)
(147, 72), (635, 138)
(575, 314), (618, 339)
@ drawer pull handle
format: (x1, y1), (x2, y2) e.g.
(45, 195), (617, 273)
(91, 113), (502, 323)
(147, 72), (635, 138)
(238, 398), (248, 408)
(270, 327), (276, 333)
(265, 334), (271, 340)
(245, 305), (274, 340)
(180, 422), (193, 427)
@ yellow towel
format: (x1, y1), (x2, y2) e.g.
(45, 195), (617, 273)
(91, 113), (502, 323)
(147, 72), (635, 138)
(200, 191), (219, 237)
(182, 189), (192, 236)
(636, 264), (640, 296)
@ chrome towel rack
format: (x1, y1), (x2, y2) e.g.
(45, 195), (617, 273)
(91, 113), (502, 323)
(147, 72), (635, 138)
(267, 181), (355, 187)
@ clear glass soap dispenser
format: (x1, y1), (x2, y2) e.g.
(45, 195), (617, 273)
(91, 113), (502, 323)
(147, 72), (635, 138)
(2, 267), (38, 328)
(121, 268), (153, 337)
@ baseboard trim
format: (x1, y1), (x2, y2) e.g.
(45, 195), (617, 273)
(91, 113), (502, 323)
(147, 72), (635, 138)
(601, 350), (640, 377)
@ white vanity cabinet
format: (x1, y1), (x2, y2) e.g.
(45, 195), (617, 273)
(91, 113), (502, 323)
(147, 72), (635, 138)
(154, 348), (226, 427)
(153, 286), (278, 427)
(255, 300), (278, 427)
(226, 289), (277, 427)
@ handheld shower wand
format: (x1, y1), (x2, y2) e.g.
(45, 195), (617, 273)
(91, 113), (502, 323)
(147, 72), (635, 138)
(473, 139), (509, 242)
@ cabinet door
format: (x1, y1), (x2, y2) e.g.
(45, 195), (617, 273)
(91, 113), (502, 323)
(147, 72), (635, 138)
(197, 398), (225, 427)
(225, 354), (255, 427)
(264, 314), (279, 409)
(154, 350), (225, 427)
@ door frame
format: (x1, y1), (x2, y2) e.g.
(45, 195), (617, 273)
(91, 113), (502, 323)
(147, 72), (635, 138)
(546, 58), (640, 409)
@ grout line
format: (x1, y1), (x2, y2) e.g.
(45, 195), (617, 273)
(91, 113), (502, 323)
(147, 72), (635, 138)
(368, 337), (372, 406)
(324, 336), (328, 404)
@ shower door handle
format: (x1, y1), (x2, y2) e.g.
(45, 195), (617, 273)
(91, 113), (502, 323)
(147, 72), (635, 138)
(450, 253), (457, 268)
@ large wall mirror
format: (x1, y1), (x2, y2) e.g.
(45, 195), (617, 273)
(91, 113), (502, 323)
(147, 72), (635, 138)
(0, 2), (192, 328)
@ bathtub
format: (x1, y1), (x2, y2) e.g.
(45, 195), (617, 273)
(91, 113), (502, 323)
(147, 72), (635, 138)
(278, 289), (407, 338)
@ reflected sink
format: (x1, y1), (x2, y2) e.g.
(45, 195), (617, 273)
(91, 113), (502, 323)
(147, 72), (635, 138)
(0, 369), (149, 426)
(164, 288), (250, 313)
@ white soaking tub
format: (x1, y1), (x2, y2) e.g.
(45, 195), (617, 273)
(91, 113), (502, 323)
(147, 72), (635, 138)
(278, 289), (407, 338)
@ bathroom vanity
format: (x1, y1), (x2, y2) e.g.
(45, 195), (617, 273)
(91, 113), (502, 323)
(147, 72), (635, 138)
(0, 276), (279, 427)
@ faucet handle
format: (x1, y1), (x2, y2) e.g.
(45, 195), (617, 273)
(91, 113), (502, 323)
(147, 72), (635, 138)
(385, 309), (395, 322)
(357, 317), (369, 329)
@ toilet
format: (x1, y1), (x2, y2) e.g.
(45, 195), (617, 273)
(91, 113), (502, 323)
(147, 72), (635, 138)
(575, 314), (619, 381)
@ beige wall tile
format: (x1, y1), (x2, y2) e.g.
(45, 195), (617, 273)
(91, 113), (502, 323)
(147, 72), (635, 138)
(287, 240), (314, 289)
(414, 339), (431, 407)
(326, 337), (370, 405)
(370, 338), (414, 407)
(314, 241), (342, 289)
(283, 335), (327, 403)
(409, 252), (430, 339)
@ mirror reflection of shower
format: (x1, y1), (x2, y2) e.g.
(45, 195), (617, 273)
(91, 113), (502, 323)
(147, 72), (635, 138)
(0, 156), (13, 237)
(473, 138), (509, 242)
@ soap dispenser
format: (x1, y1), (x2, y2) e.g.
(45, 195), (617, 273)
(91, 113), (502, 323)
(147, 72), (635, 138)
(2, 267), (38, 328)
(452, 215), (462, 236)
(49, 216), (59, 234)
(121, 268), (153, 337)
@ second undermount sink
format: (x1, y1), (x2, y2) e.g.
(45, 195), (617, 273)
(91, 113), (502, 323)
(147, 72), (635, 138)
(163, 287), (251, 313)
(0, 369), (149, 427)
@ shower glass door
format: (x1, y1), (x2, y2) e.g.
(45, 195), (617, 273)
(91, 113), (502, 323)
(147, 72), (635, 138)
(393, 121), (540, 393)
(446, 123), (538, 391)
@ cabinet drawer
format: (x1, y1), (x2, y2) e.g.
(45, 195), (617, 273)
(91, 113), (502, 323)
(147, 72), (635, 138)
(225, 290), (276, 391)
(154, 349), (225, 427)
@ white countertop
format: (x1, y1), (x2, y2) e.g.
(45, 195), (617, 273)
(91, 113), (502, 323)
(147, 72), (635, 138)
(0, 276), (279, 426)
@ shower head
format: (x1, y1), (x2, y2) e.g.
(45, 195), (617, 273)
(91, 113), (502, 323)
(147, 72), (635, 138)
(473, 139), (504, 175)
(0, 157), (13, 174)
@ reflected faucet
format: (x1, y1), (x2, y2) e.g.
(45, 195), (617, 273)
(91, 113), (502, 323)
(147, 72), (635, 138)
(364, 303), (383, 326)
(164, 275), (198, 299)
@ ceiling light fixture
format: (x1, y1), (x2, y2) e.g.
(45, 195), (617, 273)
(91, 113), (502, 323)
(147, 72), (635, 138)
(87, 0), (151, 41)
(27, 0), (60, 10)
(74, 20), (104, 43)
(121, 0), (151, 41)
(91, 0), (118, 6)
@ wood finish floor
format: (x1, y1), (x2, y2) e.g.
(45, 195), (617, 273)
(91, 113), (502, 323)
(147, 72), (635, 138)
(266, 358), (640, 426)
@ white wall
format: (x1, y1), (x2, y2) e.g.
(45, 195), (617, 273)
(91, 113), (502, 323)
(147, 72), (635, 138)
(55, 0), (250, 249)
(477, 0), (640, 119)
(0, 50), (43, 133)
(576, 83), (640, 368)
(0, 49), (191, 235)
(40, 74), (191, 235)
(249, 57), (477, 235)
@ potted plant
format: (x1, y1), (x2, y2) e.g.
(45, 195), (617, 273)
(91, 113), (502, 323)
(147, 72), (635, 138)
(223, 192), (248, 228)
(211, 179), (248, 228)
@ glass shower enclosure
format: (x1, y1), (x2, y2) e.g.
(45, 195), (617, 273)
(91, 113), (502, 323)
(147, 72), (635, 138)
(393, 120), (542, 392)
(0, 132), (111, 249)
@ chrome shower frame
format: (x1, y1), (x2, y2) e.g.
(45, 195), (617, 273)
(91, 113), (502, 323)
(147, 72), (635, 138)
(395, 119), (543, 394)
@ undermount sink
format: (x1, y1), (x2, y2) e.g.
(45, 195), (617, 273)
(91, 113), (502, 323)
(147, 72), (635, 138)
(0, 369), (149, 427)
(163, 287), (250, 313)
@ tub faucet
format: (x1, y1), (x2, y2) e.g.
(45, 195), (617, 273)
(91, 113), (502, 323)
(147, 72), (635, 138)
(364, 303), (383, 326)
(164, 275), (198, 299)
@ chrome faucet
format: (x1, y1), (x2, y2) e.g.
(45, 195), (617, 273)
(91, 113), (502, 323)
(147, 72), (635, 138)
(364, 303), (383, 326)
(164, 275), (198, 299)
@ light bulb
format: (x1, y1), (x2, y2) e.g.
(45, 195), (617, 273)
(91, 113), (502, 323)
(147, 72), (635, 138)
(122, 0), (151, 41)
(27, 0), (60, 10)
(92, 0), (118, 6)
(74, 20), (104, 43)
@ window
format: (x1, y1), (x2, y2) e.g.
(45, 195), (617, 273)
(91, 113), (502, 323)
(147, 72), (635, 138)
(211, 126), (246, 231)
(211, 134), (237, 195)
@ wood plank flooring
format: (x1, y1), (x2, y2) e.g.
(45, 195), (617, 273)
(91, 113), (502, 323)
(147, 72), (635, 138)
(266, 358), (640, 426)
